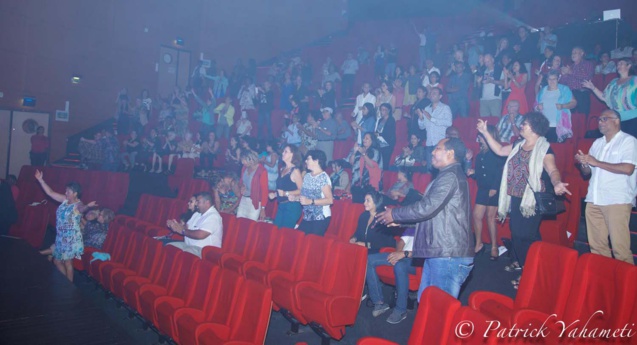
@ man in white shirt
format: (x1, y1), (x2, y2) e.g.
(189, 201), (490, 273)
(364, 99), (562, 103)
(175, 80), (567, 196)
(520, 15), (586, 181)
(341, 53), (359, 98)
(478, 54), (503, 117)
(167, 192), (223, 258)
(418, 87), (453, 172)
(364, 228), (416, 324)
(575, 109), (637, 264)
(352, 83), (376, 123)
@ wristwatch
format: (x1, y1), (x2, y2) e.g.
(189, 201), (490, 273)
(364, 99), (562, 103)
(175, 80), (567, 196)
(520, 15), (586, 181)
(404, 250), (410, 258)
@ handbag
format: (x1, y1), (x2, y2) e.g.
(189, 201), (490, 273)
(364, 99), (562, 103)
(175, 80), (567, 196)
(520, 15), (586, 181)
(524, 176), (566, 216)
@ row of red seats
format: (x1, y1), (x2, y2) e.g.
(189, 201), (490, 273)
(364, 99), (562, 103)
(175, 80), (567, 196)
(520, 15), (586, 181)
(359, 242), (637, 344)
(85, 221), (272, 345)
(11, 165), (129, 248)
(199, 215), (368, 343)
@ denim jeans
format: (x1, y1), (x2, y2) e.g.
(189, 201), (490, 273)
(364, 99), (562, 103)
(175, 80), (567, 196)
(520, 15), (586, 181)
(273, 202), (302, 229)
(366, 252), (416, 313)
(418, 257), (474, 301)
(216, 123), (230, 139)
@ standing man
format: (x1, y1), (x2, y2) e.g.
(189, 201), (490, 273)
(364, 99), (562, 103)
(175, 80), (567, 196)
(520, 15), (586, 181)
(316, 107), (338, 163)
(446, 62), (472, 118)
(575, 109), (637, 264)
(412, 23), (427, 70)
(376, 138), (474, 299)
(167, 192), (223, 258)
(257, 81), (274, 139)
(352, 83), (376, 123)
(417, 87), (452, 172)
(560, 46), (594, 115)
(30, 126), (50, 166)
(477, 54), (504, 117)
(341, 53), (359, 99)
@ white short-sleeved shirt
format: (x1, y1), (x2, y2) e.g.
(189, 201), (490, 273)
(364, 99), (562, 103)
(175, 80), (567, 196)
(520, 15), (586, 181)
(585, 131), (637, 206)
(185, 207), (223, 248)
(401, 236), (414, 251)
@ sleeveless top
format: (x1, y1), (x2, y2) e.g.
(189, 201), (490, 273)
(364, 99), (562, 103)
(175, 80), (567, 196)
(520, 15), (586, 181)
(276, 167), (299, 203)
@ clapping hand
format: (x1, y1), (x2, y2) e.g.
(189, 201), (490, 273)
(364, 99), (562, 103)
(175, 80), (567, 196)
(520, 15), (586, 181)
(575, 149), (598, 167)
(476, 119), (488, 134)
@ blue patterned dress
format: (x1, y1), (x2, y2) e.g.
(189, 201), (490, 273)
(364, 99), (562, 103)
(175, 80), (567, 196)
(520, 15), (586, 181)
(53, 200), (84, 260)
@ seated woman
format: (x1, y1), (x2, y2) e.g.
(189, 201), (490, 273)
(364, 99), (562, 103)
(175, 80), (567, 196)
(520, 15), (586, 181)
(211, 173), (239, 215)
(392, 134), (425, 171)
(225, 135), (243, 174)
(138, 129), (159, 172)
(349, 191), (395, 254)
(330, 159), (351, 194)
(151, 131), (178, 173)
(198, 132), (220, 176)
(83, 208), (115, 249)
(235, 111), (253, 137)
(349, 133), (383, 202)
(178, 132), (200, 159)
(595, 52), (617, 75)
(387, 169), (414, 202)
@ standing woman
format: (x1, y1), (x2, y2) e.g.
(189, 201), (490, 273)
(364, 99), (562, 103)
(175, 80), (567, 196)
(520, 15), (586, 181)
(502, 60), (529, 115)
(583, 58), (637, 137)
(296, 150), (334, 236)
(476, 113), (570, 288)
(261, 140), (280, 191)
(536, 70), (577, 142)
(375, 103), (396, 169)
(467, 125), (505, 260)
(35, 170), (96, 282)
(237, 151), (269, 221)
(269, 145), (303, 228)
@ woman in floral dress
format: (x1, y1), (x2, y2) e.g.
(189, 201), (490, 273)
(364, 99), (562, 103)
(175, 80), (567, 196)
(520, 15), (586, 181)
(35, 170), (96, 282)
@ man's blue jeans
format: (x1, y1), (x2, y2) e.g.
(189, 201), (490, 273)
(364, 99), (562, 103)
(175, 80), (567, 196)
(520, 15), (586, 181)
(366, 252), (416, 313)
(418, 257), (474, 301)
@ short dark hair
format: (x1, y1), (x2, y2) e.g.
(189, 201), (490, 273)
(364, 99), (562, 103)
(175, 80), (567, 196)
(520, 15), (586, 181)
(379, 103), (393, 114)
(66, 182), (82, 199)
(524, 112), (550, 136)
(416, 85), (427, 94)
(443, 138), (467, 164)
(198, 191), (214, 204)
(365, 190), (386, 214)
(306, 149), (328, 170)
(362, 103), (376, 118)
(544, 46), (555, 53)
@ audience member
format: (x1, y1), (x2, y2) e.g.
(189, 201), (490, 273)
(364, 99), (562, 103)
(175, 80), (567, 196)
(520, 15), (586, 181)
(256, 81), (274, 139)
(535, 54), (561, 94)
(351, 192), (395, 254)
(212, 173), (240, 215)
(538, 26), (558, 56)
(418, 87), (453, 172)
(512, 26), (534, 73)
(351, 103), (377, 145)
(236, 111), (253, 137)
(584, 58), (637, 137)
(214, 97), (235, 139)
(237, 77), (256, 111)
(99, 129), (119, 172)
(269, 145), (303, 228)
(352, 83), (377, 124)
(560, 46), (594, 115)
(261, 140), (280, 191)
(575, 109), (637, 264)
(497, 101), (524, 143)
(318, 81), (337, 110)
(83, 208), (115, 250)
(404, 86), (430, 140)
(299, 113), (319, 154)
(375, 103), (397, 167)
(35, 170), (96, 282)
(536, 70), (577, 142)
(387, 169), (414, 201)
(296, 150), (333, 236)
(237, 150), (268, 221)
(393, 134), (425, 170)
(330, 159), (351, 193)
(467, 125), (505, 260)
(198, 132), (219, 175)
(478, 54), (504, 117)
(403, 66), (421, 106)
(334, 111), (352, 140)
(191, 87), (216, 136)
(477, 113), (570, 288)
(447, 62), (472, 118)
(121, 130), (140, 171)
(375, 81), (396, 110)
(502, 60), (529, 115)
(315, 108), (338, 162)
(151, 131), (177, 174)
(595, 52), (617, 75)
(30, 126), (50, 166)
(167, 192), (222, 258)
(349, 133), (383, 197)
(376, 138), (474, 300)
(341, 53), (359, 98)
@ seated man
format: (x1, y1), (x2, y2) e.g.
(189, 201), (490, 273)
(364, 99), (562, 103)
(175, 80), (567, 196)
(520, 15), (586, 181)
(365, 227), (416, 324)
(167, 192), (222, 257)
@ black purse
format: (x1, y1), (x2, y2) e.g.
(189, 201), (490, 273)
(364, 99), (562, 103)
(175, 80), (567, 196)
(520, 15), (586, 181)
(524, 176), (566, 216)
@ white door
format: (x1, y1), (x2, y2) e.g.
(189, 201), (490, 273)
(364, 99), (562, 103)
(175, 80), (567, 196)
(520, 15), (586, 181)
(8, 111), (50, 176)
(0, 110), (11, 178)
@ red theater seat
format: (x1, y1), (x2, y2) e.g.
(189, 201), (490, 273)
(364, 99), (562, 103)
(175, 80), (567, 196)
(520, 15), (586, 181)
(222, 222), (278, 274)
(297, 241), (367, 340)
(202, 217), (256, 266)
(109, 236), (163, 299)
(173, 269), (244, 345)
(449, 307), (496, 344)
(469, 242), (578, 327)
(195, 279), (272, 345)
(243, 227), (304, 286)
(375, 247), (422, 300)
(177, 178), (211, 201)
(154, 262), (219, 339)
(168, 158), (196, 191)
(357, 286), (461, 345)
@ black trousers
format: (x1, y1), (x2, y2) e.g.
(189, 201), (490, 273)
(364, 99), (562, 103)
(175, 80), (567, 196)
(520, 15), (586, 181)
(299, 217), (331, 237)
(508, 196), (542, 267)
(30, 152), (48, 166)
(572, 89), (591, 115)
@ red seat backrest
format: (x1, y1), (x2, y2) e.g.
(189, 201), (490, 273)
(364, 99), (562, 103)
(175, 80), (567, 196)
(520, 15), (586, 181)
(449, 307), (494, 345)
(205, 269), (244, 325)
(321, 241), (367, 298)
(225, 279), (272, 343)
(250, 222), (278, 263)
(408, 286), (461, 345)
(515, 242), (578, 317)
(184, 262), (219, 308)
(269, 227), (304, 272)
(230, 218), (257, 256)
(176, 178), (211, 201)
(550, 142), (575, 175)
(152, 245), (184, 287)
(293, 235), (334, 282)
(165, 253), (200, 298)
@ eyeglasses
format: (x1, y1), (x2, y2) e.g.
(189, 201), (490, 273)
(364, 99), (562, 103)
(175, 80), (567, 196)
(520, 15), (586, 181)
(598, 116), (619, 122)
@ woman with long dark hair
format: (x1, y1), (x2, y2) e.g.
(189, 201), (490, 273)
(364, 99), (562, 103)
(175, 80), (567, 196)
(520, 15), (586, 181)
(269, 145), (303, 228)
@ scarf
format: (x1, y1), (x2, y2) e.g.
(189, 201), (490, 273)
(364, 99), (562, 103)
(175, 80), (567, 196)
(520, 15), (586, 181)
(497, 137), (550, 220)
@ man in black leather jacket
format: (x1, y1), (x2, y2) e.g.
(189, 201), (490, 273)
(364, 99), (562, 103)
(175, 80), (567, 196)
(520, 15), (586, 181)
(376, 137), (474, 301)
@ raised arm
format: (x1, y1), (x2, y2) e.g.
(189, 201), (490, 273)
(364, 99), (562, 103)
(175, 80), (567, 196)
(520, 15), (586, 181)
(476, 119), (512, 156)
(35, 170), (66, 203)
